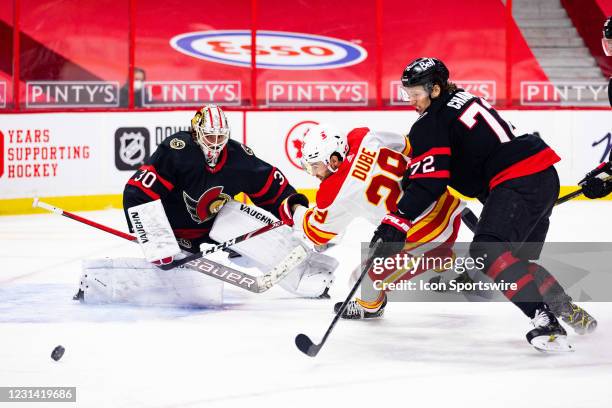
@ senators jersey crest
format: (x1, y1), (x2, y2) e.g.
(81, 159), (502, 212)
(183, 186), (231, 223)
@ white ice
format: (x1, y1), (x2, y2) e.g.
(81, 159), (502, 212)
(0, 201), (611, 408)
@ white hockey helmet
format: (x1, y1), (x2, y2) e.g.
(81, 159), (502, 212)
(191, 104), (231, 167)
(300, 123), (348, 175)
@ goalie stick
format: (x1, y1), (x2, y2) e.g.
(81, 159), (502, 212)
(295, 243), (380, 357)
(32, 198), (305, 293)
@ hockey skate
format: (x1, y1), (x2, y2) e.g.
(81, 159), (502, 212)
(333, 295), (387, 319)
(553, 302), (597, 335)
(526, 308), (573, 352)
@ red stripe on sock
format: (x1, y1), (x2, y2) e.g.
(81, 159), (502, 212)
(504, 274), (534, 300)
(538, 276), (556, 295)
(487, 251), (519, 280)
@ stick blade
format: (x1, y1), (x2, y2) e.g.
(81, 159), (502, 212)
(295, 333), (320, 357)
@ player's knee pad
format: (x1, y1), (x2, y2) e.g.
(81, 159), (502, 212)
(79, 258), (223, 306)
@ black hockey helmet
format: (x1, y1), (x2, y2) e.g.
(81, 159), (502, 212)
(401, 57), (449, 89)
(604, 16), (612, 39)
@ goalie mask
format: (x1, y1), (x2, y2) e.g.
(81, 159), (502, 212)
(300, 124), (348, 177)
(191, 104), (231, 167)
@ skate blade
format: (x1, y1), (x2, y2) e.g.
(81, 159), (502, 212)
(530, 334), (574, 353)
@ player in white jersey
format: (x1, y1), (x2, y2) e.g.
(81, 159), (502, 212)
(285, 124), (465, 318)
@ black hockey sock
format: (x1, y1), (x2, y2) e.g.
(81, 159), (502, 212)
(527, 262), (572, 309)
(486, 252), (545, 318)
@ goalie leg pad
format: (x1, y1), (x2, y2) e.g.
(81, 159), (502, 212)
(79, 258), (223, 307)
(278, 250), (338, 298)
(209, 200), (338, 297)
(127, 200), (181, 262)
(209, 200), (302, 268)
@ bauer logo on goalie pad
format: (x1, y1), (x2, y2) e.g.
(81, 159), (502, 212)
(115, 127), (150, 170)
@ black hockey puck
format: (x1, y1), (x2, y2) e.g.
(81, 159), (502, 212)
(51, 345), (65, 361)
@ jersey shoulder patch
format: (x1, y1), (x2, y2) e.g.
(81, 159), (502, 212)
(241, 143), (254, 155)
(169, 138), (186, 150)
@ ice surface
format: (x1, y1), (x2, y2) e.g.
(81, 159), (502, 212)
(0, 202), (611, 407)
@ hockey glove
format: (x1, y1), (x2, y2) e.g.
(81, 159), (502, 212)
(369, 212), (412, 259)
(279, 193), (309, 226)
(581, 177), (612, 199)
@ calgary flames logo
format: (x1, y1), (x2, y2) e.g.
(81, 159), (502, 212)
(183, 186), (231, 223)
(284, 120), (318, 170)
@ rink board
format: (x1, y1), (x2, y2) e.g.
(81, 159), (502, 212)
(0, 109), (610, 214)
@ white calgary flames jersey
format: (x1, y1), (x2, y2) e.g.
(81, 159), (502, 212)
(292, 127), (464, 247)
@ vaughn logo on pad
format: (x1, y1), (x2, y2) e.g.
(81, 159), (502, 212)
(170, 30), (367, 70)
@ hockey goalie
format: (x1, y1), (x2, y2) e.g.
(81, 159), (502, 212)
(74, 104), (338, 307)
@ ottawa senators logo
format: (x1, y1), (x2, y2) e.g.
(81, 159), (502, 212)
(183, 186), (231, 223)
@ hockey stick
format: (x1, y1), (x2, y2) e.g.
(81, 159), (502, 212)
(556, 173), (612, 205)
(33, 198), (290, 270)
(295, 243), (380, 357)
(557, 149), (612, 205)
(32, 198), (304, 293)
(33, 198), (137, 241)
(158, 219), (289, 270)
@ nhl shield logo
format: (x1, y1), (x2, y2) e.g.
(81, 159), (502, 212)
(115, 127), (150, 170)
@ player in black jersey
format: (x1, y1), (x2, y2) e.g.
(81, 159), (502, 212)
(123, 104), (308, 253)
(371, 58), (595, 351)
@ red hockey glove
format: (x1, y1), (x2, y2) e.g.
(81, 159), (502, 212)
(278, 193), (309, 226)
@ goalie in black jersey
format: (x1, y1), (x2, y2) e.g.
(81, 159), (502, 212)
(370, 58), (596, 352)
(123, 104), (308, 253)
(72, 105), (338, 305)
